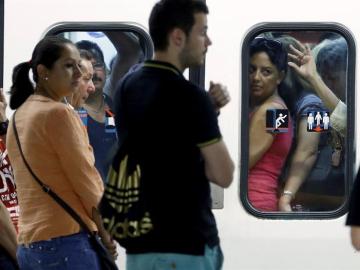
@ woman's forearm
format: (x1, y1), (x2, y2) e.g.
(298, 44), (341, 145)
(283, 153), (317, 194)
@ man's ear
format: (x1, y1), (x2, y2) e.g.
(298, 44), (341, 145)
(37, 64), (48, 80)
(169, 28), (186, 48)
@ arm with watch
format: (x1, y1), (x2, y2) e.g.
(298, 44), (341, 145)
(278, 118), (320, 211)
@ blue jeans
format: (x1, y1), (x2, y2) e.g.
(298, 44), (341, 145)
(126, 245), (223, 270)
(17, 232), (101, 270)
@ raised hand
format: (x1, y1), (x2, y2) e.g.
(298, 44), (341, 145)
(287, 40), (318, 82)
(208, 81), (230, 112)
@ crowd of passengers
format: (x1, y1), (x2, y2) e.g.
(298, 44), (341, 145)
(248, 33), (347, 212)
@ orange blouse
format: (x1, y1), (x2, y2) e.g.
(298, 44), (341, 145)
(6, 95), (104, 244)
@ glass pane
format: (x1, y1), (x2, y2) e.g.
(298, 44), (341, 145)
(60, 30), (147, 102)
(53, 29), (148, 182)
(246, 30), (348, 213)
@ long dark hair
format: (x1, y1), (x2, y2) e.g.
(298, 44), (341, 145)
(250, 37), (289, 106)
(9, 35), (74, 109)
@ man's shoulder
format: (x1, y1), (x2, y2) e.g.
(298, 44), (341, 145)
(179, 80), (206, 96)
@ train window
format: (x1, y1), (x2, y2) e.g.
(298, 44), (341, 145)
(45, 23), (153, 103)
(240, 23), (355, 219)
(43, 23), (224, 209)
(42, 23), (153, 183)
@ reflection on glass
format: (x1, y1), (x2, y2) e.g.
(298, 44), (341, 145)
(57, 30), (146, 182)
(247, 31), (347, 212)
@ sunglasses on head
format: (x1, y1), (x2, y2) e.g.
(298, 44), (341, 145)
(252, 37), (283, 50)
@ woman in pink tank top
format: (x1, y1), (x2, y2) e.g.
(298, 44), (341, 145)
(248, 37), (293, 211)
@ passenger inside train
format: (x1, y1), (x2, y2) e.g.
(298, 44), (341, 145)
(246, 30), (348, 213)
(248, 37), (293, 211)
(61, 30), (144, 182)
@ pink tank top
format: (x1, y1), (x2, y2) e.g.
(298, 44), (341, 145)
(248, 101), (293, 211)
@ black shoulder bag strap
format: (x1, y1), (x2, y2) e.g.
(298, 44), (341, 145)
(11, 111), (93, 235)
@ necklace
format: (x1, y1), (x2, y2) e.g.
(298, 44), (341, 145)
(84, 95), (105, 114)
(84, 95), (106, 123)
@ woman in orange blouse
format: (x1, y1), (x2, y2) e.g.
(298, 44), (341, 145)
(6, 36), (107, 270)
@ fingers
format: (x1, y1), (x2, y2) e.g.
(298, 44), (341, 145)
(209, 82), (230, 109)
(289, 42), (307, 58)
(104, 239), (118, 259)
(287, 61), (297, 69)
(98, 230), (118, 259)
(293, 39), (307, 53)
(288, 45), (305, 64)
(288, 44), (313, 66)
(91, 208), (119, 259)
(287, 61), (302, 74)
(289, 44), (303, 56)
(288, 52), (299, 62)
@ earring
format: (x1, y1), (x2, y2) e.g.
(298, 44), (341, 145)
(44, 77), (48, 81)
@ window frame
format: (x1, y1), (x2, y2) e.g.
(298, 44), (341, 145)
(240, 22), (356, 219)
(43, 22), (154, 61)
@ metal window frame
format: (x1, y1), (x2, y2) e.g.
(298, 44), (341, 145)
(44, 22), (154, 61)
(240, 22), (356, 219)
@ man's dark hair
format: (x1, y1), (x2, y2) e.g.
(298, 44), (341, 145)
(76, 40), (105, 64)
(149, 0), (209, 51)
